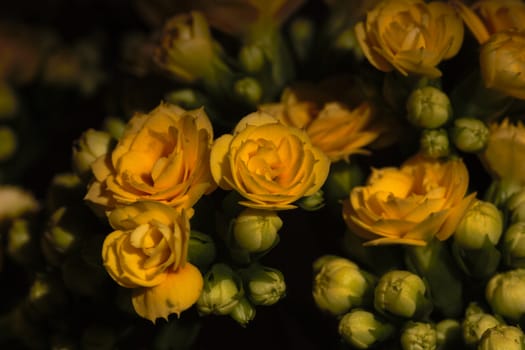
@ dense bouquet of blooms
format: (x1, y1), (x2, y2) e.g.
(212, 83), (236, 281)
(4, 0), (525, 349)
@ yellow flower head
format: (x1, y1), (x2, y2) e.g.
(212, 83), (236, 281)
(210, 111), (330, 210)
(102, 201), (193, 288)
(451, 0), (525, 44)
(355, 0), (464, 77)
(85, 102), (215, 212)
(480, 118), (525, 186)
(189, 0), (305, 36)
(154, 11), (221, 83)
(479, 30), (525, 100)
(343, 154), (476, 246)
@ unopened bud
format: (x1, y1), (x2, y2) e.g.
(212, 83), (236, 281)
(230, 297), (256, 327)
(419, 128), (450, 158)
(197, 263), (243, 315)
(239, 264), (286, 306)
(232, 209), (281, 253)
(450, 117), (489, 153)
(338, 309), (394, 349)
(406, 86), (451, 129)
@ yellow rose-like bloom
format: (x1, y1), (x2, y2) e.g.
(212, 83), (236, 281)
(132, 263), (203, 322)
(85, 102), (215, 212)
(480, 118), (525, 187)
(479, 30), (525, 100)
(343, 154), (476, 246)
(355, 0), (464, 77)
(451, 0), (525, 44)
(102, 201), (192, 288)
(210, 112), (330, 210)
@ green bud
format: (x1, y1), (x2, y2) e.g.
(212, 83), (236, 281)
(486, 268), (525, 321)
(462, 309), (501, 346)
(197, 263), (244, 315)
(164, 88), (210, 110)
(435, 319), (462, 349)
(323, 161), (364, 203)
(338, 309), (394, 349)
(0, 82), (17, 119)
(478, 325), (525, 350)
(374, 270), (432, 319)
(400, 322), (437, 350)
(312, 255), (376, 315)
(234, 77), (262, 106)
(72, 128), (113, 181)
(238, 44), (266, 73)
(484, 179), (523, 209)
(239, 264), (286, 306)
(450, 117), (489, 153)
(507, 189), (525, 223)
(6, 218), (38, 266)
(232, 208), (281, 253)
(502, 222), (525, 268)
(187, 230), (216, 271)
(0, 126), (17, 161)
(229, 297), (256, 327)
(454, 200), (503, 250)
(419, 128), (450, 158)
(28, 274), (68, 316)
(297, 190), (325, 211)
(81, 324), (116, 350)
(101, 116), (126, 140)
(288, 17), (315, 62)
(406, 86), (451, 129)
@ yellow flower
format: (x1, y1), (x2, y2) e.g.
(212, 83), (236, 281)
(132, 263), (203, 322)
(451, 0), (525, 44)
(260, 83), (382, 162)
(210, 111), (330, 210)
(480, 118), (525, 186)
(343, 154), (476, 246)
(85, 102), (215, 212)
(101, 201), (192, 288)
(354, 0), (464, 77)
(189, 0), (305, 37)
(479, 30), (525, 100)
(154, 11), (229, 84)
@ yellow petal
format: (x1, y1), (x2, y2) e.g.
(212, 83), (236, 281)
(209, 134), (234, 190)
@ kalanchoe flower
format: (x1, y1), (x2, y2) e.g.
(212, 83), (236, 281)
(338, 309), (394, 349)
(343, 153), (476, 246)
(450, 117), (489, 153)
(462, 302), (502, 346)
(486, 268), (525, 321)
(419, 129), (450, 159)
(354, 0), (464, 77)
(312, 255), (376, 316)
(210, 111), (330, 210)
(239, 264), (286, 306)
(400, 321), (437, 350)
(373, 270), (432, 320)
(85, 102), (216, 213)
(406, 86), (452, 129)
(478, 325), (525, 350)
(502, 222), (525, 268)
(197, 263), (244, 315)
(232, 208), (282, 253)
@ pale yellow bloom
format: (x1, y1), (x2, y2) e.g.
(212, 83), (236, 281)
(85, 102), (215, 212)
(479, 30), (525, 100)
(210, 111), (330, 210)
(132, 263), (203, 322)
(343, 154), (476, 246)
(355, 0), (464, 77)
(451, 0), (525, 44)
(101, 201), (192, 288)
(480, 118), (525, 186)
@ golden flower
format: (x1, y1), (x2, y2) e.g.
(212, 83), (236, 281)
(480, 118), (525, 186)
(354, 0), (464, 77)
(101, 201), (192, 288)
(154, 11), (229, 84)
(479, 30), (525, 100)
(85, 102), (215, 212)
(451, 0), (525, 44)
(210, 111), (330, 210)
(343, 154), (476, 246)
(132, 263), (203, 322)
